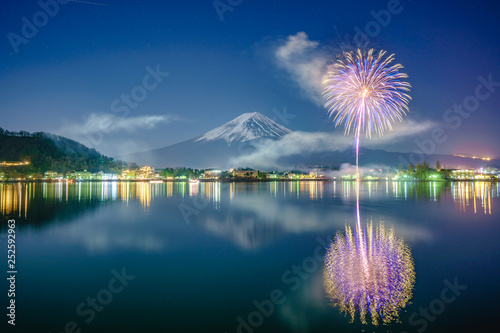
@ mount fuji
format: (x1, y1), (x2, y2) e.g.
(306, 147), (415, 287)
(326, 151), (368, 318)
(120, 112), (500, 170)
(195, 112), (291, 145)
(121, 112), (292, 169)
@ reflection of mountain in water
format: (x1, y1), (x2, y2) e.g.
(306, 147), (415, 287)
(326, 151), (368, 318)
(204, 212), (280, 250)
(193, 182), (353, 249)
(1, 181), (497, 244)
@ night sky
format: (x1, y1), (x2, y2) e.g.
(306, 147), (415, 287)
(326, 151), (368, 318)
(1, 0), (499, 158)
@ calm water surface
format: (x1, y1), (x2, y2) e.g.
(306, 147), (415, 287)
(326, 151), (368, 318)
(1, 181), (499, 333)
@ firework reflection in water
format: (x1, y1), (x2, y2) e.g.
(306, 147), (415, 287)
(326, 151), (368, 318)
(324, 220), (415, 325)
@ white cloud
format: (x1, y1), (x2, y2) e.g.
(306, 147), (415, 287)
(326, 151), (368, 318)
(55, 113), (184, 156)
(231, 119), (436, 169)
(62, 113), (175, 135)
(276, 32), (320, 60)
(274, 32), (329, 105)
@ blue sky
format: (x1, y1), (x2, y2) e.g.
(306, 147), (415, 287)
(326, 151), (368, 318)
(1, 0), (499, 158)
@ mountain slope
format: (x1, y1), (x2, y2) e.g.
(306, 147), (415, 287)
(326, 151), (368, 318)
(0, 128), (127, 174)
(120, 113), (500, 170)
(195, 112), (292, 145)
(121, 112), (293, 168)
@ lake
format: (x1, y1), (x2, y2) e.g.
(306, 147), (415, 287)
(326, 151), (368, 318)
(1, 181), (499, 333)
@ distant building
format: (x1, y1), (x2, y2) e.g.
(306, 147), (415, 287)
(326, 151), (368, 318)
(96, 171), (118, 180)
(451, 169), (476, 180)
(204, 169), (221, 179)
(136, 166), (155, 180)
(266, 172), (278, 179)
(67, 170), (92, 180)
(121, 169), (137, 180)
(44, 171), (58, 179)
(301, 171), (325, 179)
(232, 168), (258, 178)
(44, 171), (64, 180)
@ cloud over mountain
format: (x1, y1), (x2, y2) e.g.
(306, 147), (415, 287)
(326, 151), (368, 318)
(274, 32), (329, 105)
(231, 119), (436, 169)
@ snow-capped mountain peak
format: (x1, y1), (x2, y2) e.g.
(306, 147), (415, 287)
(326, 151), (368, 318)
(195, 112), (292, 145)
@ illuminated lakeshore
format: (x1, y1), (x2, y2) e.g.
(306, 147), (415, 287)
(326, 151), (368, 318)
(1, 180), (497, 218)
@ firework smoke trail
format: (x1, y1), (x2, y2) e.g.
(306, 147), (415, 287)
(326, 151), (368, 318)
(323, 49), (411, 178)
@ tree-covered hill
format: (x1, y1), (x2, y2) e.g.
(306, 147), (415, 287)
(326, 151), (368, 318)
(0, 128), (129, 174)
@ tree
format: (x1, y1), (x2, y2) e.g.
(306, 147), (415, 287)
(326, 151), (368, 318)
(408, 163), (414, 175)
(415, 163), (423, 179)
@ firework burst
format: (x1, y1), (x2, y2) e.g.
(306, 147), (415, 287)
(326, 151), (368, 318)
(324, 220), (415, 325)
(323, 49), (411, 177)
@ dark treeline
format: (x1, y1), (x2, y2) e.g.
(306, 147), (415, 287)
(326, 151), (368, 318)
(0, 128), (130, 176)
(160, 167), (202, 179)
(398, 160), (451, 180)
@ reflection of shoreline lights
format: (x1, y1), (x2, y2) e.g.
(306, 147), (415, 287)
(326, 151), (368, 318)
(0, 183), (33, 218)
(452, 181), (493, 215)
(298, 181), (324, 200)
(2, 181), (498, 218)
(137, 182), (152, 210)
(391, 181), (444, 201)
(200, 182), (221, 209)
(189, 182), (199, 197)
(324, 221), (415, 325)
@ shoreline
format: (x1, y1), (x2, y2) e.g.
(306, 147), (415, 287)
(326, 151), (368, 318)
(0, 179), (498, 183)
